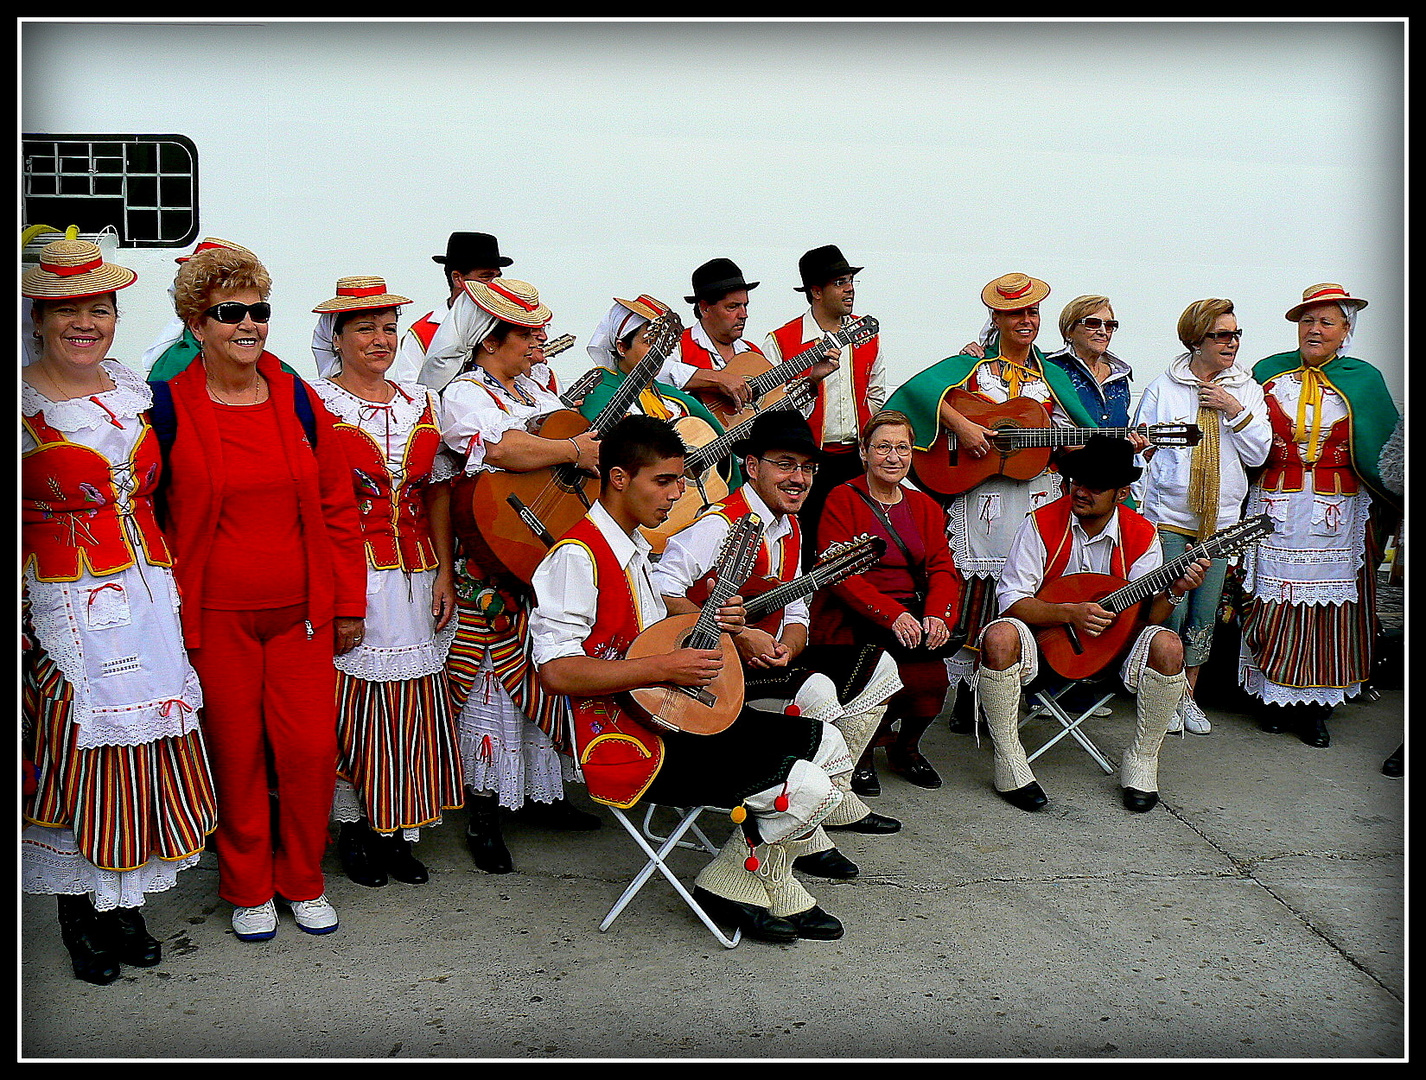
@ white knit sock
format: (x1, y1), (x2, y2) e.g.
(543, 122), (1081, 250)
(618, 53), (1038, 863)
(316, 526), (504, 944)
(977, 665), (1037, 792)
(1120, 668), (1187, 793)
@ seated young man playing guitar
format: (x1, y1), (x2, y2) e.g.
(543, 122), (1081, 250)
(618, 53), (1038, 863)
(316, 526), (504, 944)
(974, 435), (1211, 814)
(651, 410), (905, 882)
(530, 414), (855, 943)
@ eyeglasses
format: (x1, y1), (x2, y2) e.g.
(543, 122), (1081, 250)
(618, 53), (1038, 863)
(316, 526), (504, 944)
(758, 457), (818, 477)
(868, 442), (913, 457)
(1203, 329), (1243, 342)
(827, 276), (857, 289)
(1079, 317), (1120, 332)
(204, 301), (272, 324)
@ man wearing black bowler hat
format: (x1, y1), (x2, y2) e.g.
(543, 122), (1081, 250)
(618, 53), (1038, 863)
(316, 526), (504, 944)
(653, 409), (905, 883)
(653, 257), (767, 413)
(765, 244), (887, 564)
(390, 231), (513, 383)
(973, 435), (1211, 814)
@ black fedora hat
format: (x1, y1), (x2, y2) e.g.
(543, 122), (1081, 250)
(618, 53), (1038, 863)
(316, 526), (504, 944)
(731, 409), (821, 461)
(794, 244), (864, 293)
(1059, 434), (1142, 490)
(432, 232), (513, 270)
(685, 258), (759, 305)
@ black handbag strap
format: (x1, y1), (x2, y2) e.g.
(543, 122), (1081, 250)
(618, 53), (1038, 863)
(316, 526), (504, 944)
(848, 484), (928, 596)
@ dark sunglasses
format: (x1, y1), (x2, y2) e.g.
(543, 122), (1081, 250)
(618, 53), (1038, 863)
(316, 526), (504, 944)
(204, 301), (272, 324)
(1079, 316), (1120, 332)
(1203, 329), (1243, 342)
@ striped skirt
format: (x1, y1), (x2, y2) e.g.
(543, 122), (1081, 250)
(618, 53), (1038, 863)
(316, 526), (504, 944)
(23, 647), (218, 875)
(334, 668), (465, 834)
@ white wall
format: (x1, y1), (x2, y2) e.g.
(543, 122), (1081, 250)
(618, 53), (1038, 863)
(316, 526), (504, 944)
(21, 19), (1405, 410)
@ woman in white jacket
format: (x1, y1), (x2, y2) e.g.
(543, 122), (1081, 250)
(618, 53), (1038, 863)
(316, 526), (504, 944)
(1132, 298), (1272, 733)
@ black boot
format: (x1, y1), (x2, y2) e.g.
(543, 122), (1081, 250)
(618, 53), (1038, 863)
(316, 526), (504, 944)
(947, 685), (977, 734)
(339, 820), (387, 888)
(465, 793), (513, 874)
(94, 905), (163, 967)
(382, 830), (429, 885)
(887, 714), (943, 789)
(1296, 704), (1332, 748)
(1383, 743), (1404, 778)
(57, 894), (120, 985)
(1258, 702), (1291, 734)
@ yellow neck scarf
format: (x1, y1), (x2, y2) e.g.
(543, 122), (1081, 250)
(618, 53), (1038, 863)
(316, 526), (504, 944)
(1292, 359), (1334, 464)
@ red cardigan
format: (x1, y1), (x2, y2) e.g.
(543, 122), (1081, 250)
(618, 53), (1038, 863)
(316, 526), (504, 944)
(809, 474), (962, 645)
(160, 352), (367, 648)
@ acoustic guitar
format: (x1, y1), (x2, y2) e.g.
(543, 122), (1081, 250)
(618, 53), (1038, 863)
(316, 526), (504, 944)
(911, 387), (1203, 498)
(624, 513), (763, 735)
(639, 377), (818, 554)
(688, 534), (888, 634)
(693, 314), (879, 428)
(451, 312), (683, 583)
(535, 332), (576, 360)
(1033, 513), (1273, 681)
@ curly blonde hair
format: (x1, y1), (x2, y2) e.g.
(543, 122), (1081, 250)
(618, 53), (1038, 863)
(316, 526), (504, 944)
(173, 247), (272, 327)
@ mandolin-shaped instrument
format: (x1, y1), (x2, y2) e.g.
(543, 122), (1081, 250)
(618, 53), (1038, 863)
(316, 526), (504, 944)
(623, 514), (763, 735)
(912, 387), (1202, 498)
(451, 312), (683, 582)
(1034, 514), (1273, 681)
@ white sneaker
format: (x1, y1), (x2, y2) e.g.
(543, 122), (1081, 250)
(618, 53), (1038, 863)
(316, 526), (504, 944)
(232, 899), (278, 942)
(1181, 696), (1212, 735)
(288, 893), (339, 935)
(1167, 703), (1185, 734)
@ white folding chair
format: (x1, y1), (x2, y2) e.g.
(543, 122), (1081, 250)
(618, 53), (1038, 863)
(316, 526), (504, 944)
(1018, 679), (1117, 775)
(599, 802), (742, 949)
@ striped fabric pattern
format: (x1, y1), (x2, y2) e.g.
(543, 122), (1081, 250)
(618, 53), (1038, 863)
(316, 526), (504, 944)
(24, 648), (217, 873)
(446, 596), (570, 754)
(334, 668), (465, 833)
(1240, 581), (1374, 693)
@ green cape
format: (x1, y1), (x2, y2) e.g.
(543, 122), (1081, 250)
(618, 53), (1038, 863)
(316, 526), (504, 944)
(1252, 351), (1400, 510)
(146, 326), (300, 382)
(885, 342), (1098, 450)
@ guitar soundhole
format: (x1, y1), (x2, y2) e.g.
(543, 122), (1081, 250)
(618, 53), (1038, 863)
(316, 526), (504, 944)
(551, 464), (592, 493)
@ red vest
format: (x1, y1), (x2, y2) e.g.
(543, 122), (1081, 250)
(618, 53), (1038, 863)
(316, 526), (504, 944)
(676, 327), (765, 370)
(22, 411), (172, 581)
(1259, 384), (1359, 496)
(684, 487), (801, 632)
(408, 311), (441, 354)
(1032, 494), (1158, 584)
(330, 392), (444, 572)
(768, 315), (879, 447)
(551, 515), (666, 809)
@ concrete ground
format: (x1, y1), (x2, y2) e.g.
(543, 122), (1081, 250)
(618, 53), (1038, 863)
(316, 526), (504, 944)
(20, 669), (1405, 1061)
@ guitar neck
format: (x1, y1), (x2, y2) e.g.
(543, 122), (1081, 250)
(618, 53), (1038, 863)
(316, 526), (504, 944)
(686, 517), (762, 649)
(744, 317), (873, 400)
(1000, 425), (1147, 448)
(743, 557), (852, 622)
(685, 394), (801, 475)
(558, 367), (605, 408)
(1098, 520), (1269, 613)
(589, 345), (669, 435)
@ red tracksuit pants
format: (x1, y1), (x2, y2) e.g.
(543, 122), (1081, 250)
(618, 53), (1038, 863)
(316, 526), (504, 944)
(188, 605), (337, 908)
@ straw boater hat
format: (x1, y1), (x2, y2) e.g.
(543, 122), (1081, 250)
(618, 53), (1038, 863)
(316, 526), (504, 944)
(462, 278), (551, 326)
(312, 276), (412, 314)
(613, 294), (670, 324)
(1285, 283), (1369, 322)
(981, 272), (1051, 311)
(22, 237), (137, 300)
(175, 237), (254, 264)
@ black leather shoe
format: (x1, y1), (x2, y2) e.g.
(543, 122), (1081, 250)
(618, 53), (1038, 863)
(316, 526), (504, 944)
(793, 847), (859, 879)
(466, 796), (513, 874)
(997, 781), (1047, 812)
(97, 906), (162, 967)
(57, 895), (120, 986)
(827, 811), (901, 834)
(887, 749), (943, 789)
(1122, 787), (1160, 813)
(692, 887), (798, 943)
(1297, 710), (1331, 748)
(382, 832), (429, 885)
(787, 904), (844, 940)
(850, 764), (880, 798)
(339, 822), (387, 888)
(1383, 743), (1404, 778)
(1258, 705), (1289, 734)
(515, 797), (602, 831)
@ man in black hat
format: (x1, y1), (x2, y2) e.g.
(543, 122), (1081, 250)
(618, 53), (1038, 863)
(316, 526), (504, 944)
(765, 244), (886, 563)
(972, 435), (1211, 814)
(652, 410), (905, 881)
(654, 257), (766, 412)
(390, 232), (513, 382)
